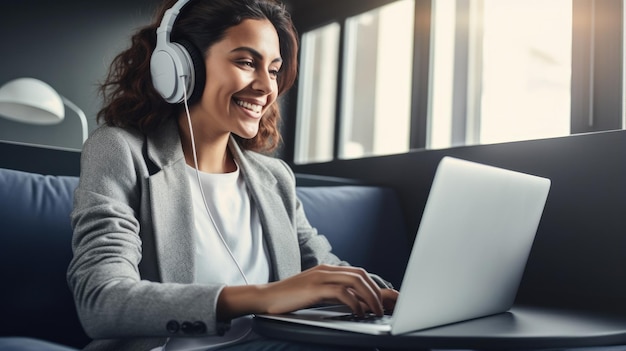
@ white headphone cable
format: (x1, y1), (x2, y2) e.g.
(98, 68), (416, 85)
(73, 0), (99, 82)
(161, 76), (254, 351)
(181, 76), (250, 286)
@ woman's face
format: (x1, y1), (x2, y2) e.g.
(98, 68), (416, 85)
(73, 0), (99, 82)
(190, 18), (282, 141)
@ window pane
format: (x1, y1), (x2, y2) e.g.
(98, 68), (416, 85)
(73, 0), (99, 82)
(481, 0), (572, 143)
(339, 0), (415, 159)
(294, 23), (340, 164)
(429, 0), (572, 148)
(429, 0), (457, 149)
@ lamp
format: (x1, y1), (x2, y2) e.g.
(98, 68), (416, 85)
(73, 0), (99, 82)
(0, 77), (88, 144)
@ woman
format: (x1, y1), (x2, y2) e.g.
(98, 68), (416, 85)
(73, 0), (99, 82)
(67, 0), (398, 350)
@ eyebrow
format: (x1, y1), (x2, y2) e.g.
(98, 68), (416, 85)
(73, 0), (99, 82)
(230, 47), (283, 64)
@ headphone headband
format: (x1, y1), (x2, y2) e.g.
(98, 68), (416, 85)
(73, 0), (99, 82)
(155, 0), (191, 43)
(151, 0), (203, 104)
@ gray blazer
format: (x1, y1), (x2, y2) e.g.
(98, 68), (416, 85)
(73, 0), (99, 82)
(67, 120), (345, 350)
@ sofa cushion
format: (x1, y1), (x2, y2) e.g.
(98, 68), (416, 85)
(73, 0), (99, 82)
(0, 168), (88, 348)
(296, 186), (410, 288)
(0, 168), (408, 348)
(0, 337), (78, 351)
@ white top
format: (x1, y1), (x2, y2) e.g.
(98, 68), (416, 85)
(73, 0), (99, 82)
(186, 163), (270, 286)
(159, 164), (270, 350)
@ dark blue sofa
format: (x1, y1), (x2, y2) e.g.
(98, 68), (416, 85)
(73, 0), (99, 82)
(0, 164), (410, 350)
(4, 134), (626, 350)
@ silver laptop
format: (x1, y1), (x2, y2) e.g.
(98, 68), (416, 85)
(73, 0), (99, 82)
(256, 156), (551, 335)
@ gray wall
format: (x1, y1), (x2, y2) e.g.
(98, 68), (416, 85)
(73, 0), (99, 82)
(0, 0), (159, 150)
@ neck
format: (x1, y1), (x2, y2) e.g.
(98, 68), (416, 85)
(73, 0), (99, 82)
(178, 116), (237, 174)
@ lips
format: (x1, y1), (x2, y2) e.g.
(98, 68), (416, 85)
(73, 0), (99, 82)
(234, 98), (263, 114)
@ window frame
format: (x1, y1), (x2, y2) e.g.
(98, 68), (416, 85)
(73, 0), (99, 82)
(571, 0), (623, 133)
(283, 0), (623, 165)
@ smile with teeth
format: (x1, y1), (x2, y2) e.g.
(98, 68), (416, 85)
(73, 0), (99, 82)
(235, 99), (263, 114)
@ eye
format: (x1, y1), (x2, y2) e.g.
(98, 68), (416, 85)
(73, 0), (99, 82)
(269, 69), (280, 79)
(236, 59), (255, 69)
(269, 63), (283, 79)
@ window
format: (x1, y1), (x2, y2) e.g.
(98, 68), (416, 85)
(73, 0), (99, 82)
(429, 0), (573, 149)
(294, 0), (415, 163)
(290, 0), (623, 165)
(339, 0), (415, 159)
(294, 23), (340, 164)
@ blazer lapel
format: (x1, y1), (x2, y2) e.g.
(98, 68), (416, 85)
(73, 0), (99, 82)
(146, 121), (195, 284)
(142, 128), (301, 284)
(229, 138), (301, 281)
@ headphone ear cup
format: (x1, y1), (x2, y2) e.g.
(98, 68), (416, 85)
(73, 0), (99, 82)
(177, 40), (206, 104)
(150, 38), (201, 104)
(150, 42), (190, 103)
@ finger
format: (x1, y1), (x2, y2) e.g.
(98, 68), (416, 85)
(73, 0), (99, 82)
(319, 284), (365, 316)
(314, 265), (383, 304)
(381, 288), (399, 313)
(314, 270), (384, 316)
(351, 289), (378, 315)
(353, 289), (392, 314)
(304, 265), (384, 315)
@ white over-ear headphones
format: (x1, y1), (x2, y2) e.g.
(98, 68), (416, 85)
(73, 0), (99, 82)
(157, 0), (252, 287)
(150, 0), (205, 104)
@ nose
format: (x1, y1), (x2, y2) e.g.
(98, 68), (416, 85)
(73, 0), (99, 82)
(251, 70), (275, 95)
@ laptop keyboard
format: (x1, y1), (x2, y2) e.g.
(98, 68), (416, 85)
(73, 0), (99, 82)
(325, 313), (392, 325)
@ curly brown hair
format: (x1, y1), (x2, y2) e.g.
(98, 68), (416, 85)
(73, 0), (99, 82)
(97, 0), (298, 153)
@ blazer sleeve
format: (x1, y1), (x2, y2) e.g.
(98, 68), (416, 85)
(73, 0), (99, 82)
(67, 127), (229, 339)
(273, 158), (394, 289)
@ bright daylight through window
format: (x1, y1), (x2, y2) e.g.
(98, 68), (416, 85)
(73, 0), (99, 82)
(339, 0), (415, 159)
(429, 0), (572, 149)
(294, 0), (415, 164)
(294, 23), (340, 164)
(295, 0), (575, 164)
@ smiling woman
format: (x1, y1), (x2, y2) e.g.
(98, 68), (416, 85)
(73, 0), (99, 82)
(184, 18), (283, 157)
(65, 1), (398, 351)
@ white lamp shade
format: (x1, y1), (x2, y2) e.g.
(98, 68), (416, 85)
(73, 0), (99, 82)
(0, 77), (65, 125)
